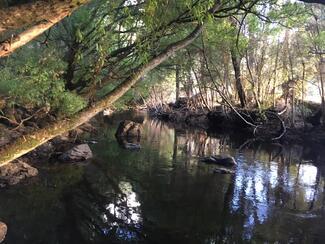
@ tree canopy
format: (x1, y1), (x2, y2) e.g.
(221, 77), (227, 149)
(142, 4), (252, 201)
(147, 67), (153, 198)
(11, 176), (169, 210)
(0, 0), (324, 164)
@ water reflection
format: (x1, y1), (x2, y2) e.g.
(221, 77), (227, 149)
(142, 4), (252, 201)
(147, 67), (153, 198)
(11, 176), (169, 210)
(64, 163), (144, 243)
(102, 114), (325, 243)
(58, 116), (325, 243)
(0, 112), (325, 243)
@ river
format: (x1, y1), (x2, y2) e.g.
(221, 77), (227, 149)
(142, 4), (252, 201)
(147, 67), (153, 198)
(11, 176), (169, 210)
(0, 111), (324, 243)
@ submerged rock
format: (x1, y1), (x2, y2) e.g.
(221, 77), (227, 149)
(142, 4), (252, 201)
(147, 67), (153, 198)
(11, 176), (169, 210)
(115, 120), (141, 138)
(213, 167), (235, 174)
(0, 161), (38, 187)
(122, 143), (141, 150)
(59, 144), (93, 162)
(0, 222), (7, 243)
(200, 155), (237, 166)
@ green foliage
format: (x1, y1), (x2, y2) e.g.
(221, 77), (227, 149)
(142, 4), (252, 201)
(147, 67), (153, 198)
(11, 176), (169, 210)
(0, 47), (86, 116)
(205, 19), (248, 55)
(52, 92), (86, 116)
(268, 2), (310, 28)
(314, 30), (325, 50)
(1, 0), (322, 116)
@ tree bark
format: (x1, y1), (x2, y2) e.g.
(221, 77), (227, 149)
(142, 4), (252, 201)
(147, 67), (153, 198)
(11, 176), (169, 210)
(320, 58), (325, 124)
(0, 23), (205, 166)
(0, 0), (89, 57)
(231, 49), (246, 108)
(175, 64), (180, 101)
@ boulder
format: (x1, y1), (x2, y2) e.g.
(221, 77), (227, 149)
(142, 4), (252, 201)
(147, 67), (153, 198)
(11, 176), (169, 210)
(0, 161), (38, 187)
(59, 144), (93, 162)
(115, 120), (141, 138)
(0, 222), (7, 243)
(200, 155), (237, 167)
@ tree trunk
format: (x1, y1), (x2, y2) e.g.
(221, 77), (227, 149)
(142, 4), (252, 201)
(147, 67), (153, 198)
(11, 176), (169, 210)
(320, 57), (325, 124)
(175, 64), (180, 101)
(65, 41), (79, 90)
(272, 40), (280, 107)
(0, 23), (205, 166)
(231, 49), (246, 108)
(0, 0), (89, 57)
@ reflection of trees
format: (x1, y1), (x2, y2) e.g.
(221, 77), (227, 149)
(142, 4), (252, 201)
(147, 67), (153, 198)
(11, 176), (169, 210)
(91, 114), (325, 243)
(149, 119), (324, 242)
(227, 144), (325, 242)
(64, 164), (144, 243)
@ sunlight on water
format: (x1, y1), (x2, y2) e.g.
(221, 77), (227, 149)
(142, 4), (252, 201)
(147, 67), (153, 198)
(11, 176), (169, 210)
(106, 181), (142, 225)
(299, 164), (318, 186)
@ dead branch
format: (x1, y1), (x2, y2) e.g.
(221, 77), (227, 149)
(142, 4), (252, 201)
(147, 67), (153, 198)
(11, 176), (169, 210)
(11, 107), (44, 131)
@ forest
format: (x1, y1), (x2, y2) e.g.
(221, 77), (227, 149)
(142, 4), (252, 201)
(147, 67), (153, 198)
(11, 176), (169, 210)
(0, 0), (325, 243)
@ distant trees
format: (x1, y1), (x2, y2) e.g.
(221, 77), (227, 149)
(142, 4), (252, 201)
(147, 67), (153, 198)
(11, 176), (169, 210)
(144, 1), (324, 127)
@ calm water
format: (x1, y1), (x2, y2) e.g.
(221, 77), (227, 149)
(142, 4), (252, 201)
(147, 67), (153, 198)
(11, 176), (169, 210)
(0, 111), (325, 243)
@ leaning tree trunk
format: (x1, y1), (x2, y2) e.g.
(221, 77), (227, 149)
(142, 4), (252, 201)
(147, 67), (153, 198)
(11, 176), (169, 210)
(0, 0), (89, 57)
(0, 23), (205, 166)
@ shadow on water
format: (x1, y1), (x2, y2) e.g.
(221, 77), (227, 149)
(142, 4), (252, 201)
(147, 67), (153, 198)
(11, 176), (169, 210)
(0, 110), (325, 243)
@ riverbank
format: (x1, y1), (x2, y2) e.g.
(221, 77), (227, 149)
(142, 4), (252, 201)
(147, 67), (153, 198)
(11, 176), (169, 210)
(0, 114), (99, 188)
(0, 104), (324, 190)
(148, 101), (325, 146)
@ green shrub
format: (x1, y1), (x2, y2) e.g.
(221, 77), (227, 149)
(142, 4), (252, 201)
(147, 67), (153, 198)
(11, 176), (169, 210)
(0, 48), (86, 116)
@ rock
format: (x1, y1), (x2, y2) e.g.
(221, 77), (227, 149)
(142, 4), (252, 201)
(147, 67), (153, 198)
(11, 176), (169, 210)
(59, 144), (93, 162)
(213, 167), (235, 174)
(0, 222), (7, 243)
(0, 161), (38, 187)
(200, 155), (237, 166)
(34, 142), (55, 159)
(115, 120), (141, 138)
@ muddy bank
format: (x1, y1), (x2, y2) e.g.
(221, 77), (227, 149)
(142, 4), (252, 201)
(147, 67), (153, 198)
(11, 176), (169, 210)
(148, 101), (325, 145)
